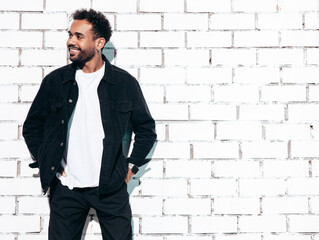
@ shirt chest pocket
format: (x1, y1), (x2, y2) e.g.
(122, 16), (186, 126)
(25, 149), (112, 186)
(110, 102), (132, 133)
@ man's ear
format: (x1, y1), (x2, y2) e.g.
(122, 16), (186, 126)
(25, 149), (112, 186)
(96, 37), (106, 50)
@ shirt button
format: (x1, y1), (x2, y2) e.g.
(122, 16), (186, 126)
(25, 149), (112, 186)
(61, 120), (64, 124)
(69, 99), (73, 103)
(73, 82), (76, 86)
(60, 142), (64, 147)
(51, 166), (55, 171)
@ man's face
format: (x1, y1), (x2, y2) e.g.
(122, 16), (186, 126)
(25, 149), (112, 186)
(67, 19), (97, 64)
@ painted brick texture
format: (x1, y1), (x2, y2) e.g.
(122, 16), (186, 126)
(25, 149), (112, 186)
(0, 0), (319, 239)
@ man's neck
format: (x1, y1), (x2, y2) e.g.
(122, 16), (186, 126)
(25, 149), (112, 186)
(79, 54), (104, 73)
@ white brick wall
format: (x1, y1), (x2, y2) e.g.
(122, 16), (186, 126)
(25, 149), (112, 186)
(1, 0), (319, 238)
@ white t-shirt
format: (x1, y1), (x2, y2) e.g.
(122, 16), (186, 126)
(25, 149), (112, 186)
(57, 62), (105, 190)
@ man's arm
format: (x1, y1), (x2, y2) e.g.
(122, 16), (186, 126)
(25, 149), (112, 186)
(22, 75), (51, 168)
(127, 78), (157, 168)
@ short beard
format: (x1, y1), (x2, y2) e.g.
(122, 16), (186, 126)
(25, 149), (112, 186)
(69, 46), (96, 67)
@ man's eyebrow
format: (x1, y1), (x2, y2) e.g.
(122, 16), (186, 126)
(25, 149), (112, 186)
(67, 30), (85, 36)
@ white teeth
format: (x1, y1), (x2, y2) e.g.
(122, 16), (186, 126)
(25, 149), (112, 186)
(70, 49), (79, 52)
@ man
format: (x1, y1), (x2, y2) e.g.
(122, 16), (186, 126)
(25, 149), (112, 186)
(23, 9), (156, 240)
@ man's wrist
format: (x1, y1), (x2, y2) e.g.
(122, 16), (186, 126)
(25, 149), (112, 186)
(128, 163), (139, 174)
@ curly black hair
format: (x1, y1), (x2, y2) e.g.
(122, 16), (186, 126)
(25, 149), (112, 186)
(71, 9), (112, 48)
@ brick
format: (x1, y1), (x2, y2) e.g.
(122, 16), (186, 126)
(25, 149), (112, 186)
(0, 197), (15, 214)
(287, 178), (319, 195)
(135, 237), (163, 240)
(289, 215), (319, 232)
(234, 31), (278, 47)
(164, 49), (209, 66)
(154, 123), (165, 141)
(291, 141), (319, 158)
(234, 0), (277, 12)
(20, 85), (40, 102)
(187, 31), (232, 47)
(22, 13), (67, 30)
(305, 13), (319, 29)
(142, 216), (188, 233)
(140, 0), (184, 12)
(263, 235), (310, 240)
(21, 49), (67, 66)
(239, 216), (286, 232)
(187, 0), (231, 12)
(210, 14), (255, 30)
(0, 236), (15, 240)
(263, 160), (309, 177)
(0, 123), (18, 139)
(0, 140), (30, 158)
(20, 161), (40, 177)
(0, 216), (40, 233)
(265, 124), (311, 140)
(152, 142), (189, 158)
(140, 68), (185, 84)
(169, 122), (214, 141)
(211, 49), (256, 65)
(131, 197), (163, 215)
(167, 237), (210, 240)
(187, 67), (232, 84)
(93, 0), (136, 12)
(191, 216), (237, 233)
(261, 86), (306, 102)
(312, 197), (319, 213)
(116, 14), (161, 30)
(214, 197), (260, 214)
(166, 86), (211, 102)
(282, 31), (319, 47)
(148, 104), (188, 120)
(191, 104), (236, 121)
(282, 67), (319, 83)
(288, 104), (319, 121)
(18, 197), (50, 214)
(313, 160), (319, 177)
(165, 198), (211, 215)
(116, 49), (161, 66)
(242, 141), (288, 159)
(0, 86), (18, 102)
(215, 235), (262, 240)
(281, 0), (319, 11)
(140, 86), (163, 102)
(46, 0), (90, 12)
(214, 86), (259, 102)
(0, 0), (43, 11)
(214, 160), (260, 178)
(165, 160), (212, 178)
(259, 49), (303, 65)
(110, 32), (138, 48)
(164, 14), (208, 30)
(140, 32), (184, 48)
(239, 179), (286, 196)
(258, 13), (302, 29)
(307, 48), (319, 65)
(239, 104), (284, 121)
(234, 67), (280, 84)
(193, 142), (239, 159)
(0, 104), (30, 122)
(0, 50), (19, 66)
(309, 86), (319, 101)
(45, 31), (68, 48)
(190, 179), (237, 196)
(134, 160), (163, 178)
(0, 178), (42, 195)
(0, 13), (19, 29)
(142, 179), (187, 196)
(0, 31), (42, 48)
(0, 67), (42, 84)
(0, 161), (17, 177)
(263, 197), (308, 214)
(216, 122), (262, 140)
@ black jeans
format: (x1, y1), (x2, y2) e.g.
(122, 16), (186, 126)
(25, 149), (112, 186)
(48, 177), (132, 240)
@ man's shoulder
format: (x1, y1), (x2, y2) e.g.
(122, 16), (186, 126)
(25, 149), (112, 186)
(111, 64), (136, 82)
(44, 63), (74, 80)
